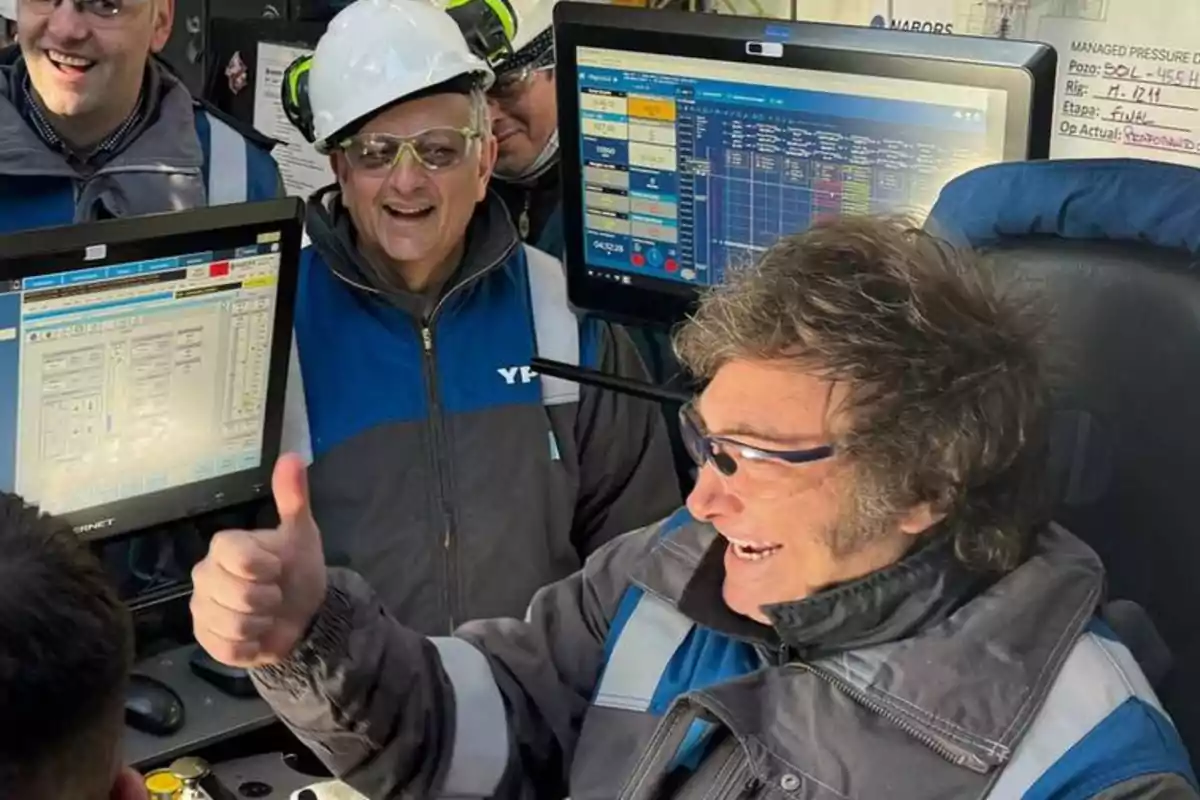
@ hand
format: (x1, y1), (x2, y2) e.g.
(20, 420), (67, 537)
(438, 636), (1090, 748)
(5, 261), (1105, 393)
(191, 454), (329, 668)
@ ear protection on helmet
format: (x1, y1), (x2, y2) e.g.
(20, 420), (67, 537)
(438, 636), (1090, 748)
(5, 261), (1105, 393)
(281, 53), (316, 144)
(445, 0), (518, 69)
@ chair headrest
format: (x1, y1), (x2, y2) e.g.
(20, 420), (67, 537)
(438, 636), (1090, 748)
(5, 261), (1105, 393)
(925, 162), (1200, 760)
(927, 159), (1200, 255)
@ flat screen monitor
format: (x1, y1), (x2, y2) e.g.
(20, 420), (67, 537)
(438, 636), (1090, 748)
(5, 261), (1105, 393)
(554, 3), (1056, 327)
(0, 198), (304, 541)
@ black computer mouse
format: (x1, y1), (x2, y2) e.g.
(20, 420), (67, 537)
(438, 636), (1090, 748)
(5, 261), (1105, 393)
(124, 673), (186, 736)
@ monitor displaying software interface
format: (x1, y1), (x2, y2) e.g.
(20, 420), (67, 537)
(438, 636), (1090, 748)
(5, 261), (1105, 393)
(577, 46), (1009, 292)
(0, 236), (283, 517)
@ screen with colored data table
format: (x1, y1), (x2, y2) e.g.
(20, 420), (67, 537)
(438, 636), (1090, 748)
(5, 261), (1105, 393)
(576, 46), (1006, 291)
(553, 4), (1055, 327)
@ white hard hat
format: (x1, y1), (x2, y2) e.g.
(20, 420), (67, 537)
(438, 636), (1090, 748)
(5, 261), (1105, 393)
(504, 0), (613, 63)
(507, 0), (556, 54)
(308, 0), (494, 153)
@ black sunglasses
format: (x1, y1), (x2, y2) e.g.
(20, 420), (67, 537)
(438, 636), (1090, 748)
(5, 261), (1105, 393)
(679, 402), (834, 477)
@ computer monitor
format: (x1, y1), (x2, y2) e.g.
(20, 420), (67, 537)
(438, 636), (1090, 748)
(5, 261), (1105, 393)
(0, 198), (304, 541)
(554, 4), (1056, 327)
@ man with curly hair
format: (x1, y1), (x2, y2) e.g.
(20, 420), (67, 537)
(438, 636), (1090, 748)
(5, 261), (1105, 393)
(192, 215), (1197, 799)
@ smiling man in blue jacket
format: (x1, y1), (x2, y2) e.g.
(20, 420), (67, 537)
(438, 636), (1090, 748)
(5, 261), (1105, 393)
(0, 0), (282, 235)
(274, 0), (679, 632)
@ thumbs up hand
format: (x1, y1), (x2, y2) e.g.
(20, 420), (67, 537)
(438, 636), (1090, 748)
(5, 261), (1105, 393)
(191, 454), (329, 668)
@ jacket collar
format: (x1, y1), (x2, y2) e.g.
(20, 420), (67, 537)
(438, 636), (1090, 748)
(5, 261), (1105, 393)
(304, 184), (520, 320)
(764, 532), (988, 657)
(634, 517), (984, 656)
(633, 514), (1105, 770)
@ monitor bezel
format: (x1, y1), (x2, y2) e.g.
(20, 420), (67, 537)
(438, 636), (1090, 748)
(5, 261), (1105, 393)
(0, 198), (305, 542)
(554, 3), (1057, 328)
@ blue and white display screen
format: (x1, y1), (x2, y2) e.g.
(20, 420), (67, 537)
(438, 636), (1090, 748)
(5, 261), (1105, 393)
(0, 238), (283, 516)
(576, 46), (1008, 290)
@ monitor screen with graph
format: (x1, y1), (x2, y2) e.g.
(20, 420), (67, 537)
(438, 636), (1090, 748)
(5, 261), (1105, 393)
(0, 198), (303, 541)
(554, 3), (1055, 327)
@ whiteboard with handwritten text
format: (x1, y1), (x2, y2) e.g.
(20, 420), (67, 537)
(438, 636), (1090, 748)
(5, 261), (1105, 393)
(1032, 3), (1199, 166)
(715, 0), (1200, 167)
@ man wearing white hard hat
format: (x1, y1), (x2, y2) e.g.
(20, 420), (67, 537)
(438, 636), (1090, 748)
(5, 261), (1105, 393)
(272, 0), (679, 633)
(466, 0), (564, 251)
(446, 0), (613, 256)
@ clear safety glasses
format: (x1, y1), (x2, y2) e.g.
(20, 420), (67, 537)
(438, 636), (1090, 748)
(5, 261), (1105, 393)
(679, 402), (835, 478)
(337, 127), (481, 173)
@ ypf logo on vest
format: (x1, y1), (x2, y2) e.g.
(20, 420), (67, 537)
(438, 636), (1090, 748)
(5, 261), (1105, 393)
(498, 365), (538, 385)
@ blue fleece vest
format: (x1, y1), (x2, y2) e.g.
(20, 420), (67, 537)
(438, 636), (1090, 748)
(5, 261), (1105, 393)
(289, 243), (604, 461)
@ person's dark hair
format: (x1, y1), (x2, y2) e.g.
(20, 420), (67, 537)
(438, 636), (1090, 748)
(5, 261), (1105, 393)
(674, 215), (1051, 572)
(0, 494), (134, 800)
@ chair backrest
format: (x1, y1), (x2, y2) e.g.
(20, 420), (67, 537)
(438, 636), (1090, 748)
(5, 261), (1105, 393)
(927, 158), (1200, 762)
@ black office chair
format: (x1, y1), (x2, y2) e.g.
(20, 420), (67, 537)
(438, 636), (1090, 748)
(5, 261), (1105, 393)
(927, 158), (1200, 763)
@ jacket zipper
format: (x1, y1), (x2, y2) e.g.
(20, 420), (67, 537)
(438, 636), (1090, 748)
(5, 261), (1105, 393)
(418, 321), (457, 632)
(794, 651), (989, 773)
(518, 193), (531, 240)
(415, 253), (516, 633)
(320, 229), (519, 633)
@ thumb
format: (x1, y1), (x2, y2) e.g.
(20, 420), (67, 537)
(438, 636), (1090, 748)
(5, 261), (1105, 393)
(271, 453), (319, 544)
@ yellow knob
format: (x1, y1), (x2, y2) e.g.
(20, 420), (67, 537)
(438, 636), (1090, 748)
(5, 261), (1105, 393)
(144, 770), (183, 797)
